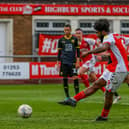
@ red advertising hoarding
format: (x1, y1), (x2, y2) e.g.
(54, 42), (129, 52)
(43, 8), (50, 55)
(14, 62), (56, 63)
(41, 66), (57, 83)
(38, 34), (98, 56)
(38, 34), (129, 56)
(30, 62), (107, 79)
(1, 4), (129, 16)
(38, 34), (62, 56)
(30, 62), (61, 79)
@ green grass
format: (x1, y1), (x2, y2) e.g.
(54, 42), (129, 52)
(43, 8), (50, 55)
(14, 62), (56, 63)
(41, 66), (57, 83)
(0, 83), (129, 129)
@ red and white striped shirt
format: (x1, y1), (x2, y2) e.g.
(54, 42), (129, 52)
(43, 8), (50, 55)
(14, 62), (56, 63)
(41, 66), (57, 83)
(103, 33), (129, 72)
(80, 38), (95, 63)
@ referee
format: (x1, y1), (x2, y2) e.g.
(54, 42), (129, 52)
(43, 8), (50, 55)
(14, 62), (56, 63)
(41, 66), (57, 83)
(57, 24), (80, 100)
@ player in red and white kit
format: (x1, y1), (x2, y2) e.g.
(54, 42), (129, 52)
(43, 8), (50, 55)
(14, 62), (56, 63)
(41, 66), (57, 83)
(75, 28), (105, 92)
(58, 19), (129, 121)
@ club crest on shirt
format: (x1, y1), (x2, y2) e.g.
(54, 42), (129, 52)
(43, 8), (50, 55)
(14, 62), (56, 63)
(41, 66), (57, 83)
(71, 39), (75, 43)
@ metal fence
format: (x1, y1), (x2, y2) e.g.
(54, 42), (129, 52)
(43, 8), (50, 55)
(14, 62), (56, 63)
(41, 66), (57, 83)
(0, 55), (57, 62)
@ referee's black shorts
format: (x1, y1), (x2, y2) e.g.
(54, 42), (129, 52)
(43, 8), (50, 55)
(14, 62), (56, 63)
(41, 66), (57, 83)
(60, 63), (78, 77)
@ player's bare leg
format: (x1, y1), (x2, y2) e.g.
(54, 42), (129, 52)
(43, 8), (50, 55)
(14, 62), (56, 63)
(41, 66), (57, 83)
(58, 78), (106, 107)
(73, 78), (106, 101)
(79, 67), (105, 93)
(96, 91), (113, 121)
(88, 72), (96, 82)
(89, 72), (105, 93)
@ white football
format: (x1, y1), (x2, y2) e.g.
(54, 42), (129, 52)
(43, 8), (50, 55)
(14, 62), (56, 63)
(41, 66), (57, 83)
(18, 104), (32, 118)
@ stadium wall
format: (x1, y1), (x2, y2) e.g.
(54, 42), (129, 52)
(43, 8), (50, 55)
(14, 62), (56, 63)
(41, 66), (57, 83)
(0, 4), (129, 84)
(0, 15), (32, 62)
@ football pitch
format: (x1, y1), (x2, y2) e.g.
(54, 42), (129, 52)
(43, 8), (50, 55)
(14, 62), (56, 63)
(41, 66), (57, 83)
(0, 83), (129, 129)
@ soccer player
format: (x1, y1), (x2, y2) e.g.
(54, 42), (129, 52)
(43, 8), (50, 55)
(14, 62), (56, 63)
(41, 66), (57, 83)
(58, 19), (129, 121)
(57, 24), (80, 100)
(98, 34), (129, 104)
(97, 41), (121, 104)
(75, 28), (105, 92)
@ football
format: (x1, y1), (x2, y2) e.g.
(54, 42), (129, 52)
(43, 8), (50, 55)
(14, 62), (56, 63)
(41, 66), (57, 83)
(18, 104), (32, 118)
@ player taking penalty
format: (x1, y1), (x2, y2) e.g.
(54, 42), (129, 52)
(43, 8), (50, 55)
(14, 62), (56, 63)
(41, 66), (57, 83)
(58, 19), (129, 121)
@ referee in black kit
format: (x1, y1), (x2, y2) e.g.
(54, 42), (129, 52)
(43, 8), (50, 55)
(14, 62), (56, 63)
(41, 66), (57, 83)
(57, 24), (80, 101)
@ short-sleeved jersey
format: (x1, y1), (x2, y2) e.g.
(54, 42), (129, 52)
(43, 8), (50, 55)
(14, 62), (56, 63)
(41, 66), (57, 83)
(58, 35), (79, 65)
(110, 33), (129, 47)
(119, 35), (129, 46)
(80, 38), (95, 63)
(103, 33), (129, 72)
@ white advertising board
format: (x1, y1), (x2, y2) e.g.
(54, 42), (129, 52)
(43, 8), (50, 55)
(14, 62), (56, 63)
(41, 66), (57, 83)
(0, 63), (29, 79)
